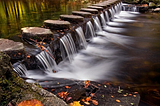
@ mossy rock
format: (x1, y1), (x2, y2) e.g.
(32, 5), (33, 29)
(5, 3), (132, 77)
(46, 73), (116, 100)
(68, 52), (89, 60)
(0, 52), (67, 106)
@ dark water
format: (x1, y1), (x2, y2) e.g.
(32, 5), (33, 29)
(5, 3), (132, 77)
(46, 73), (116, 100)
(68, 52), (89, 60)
(0, 0), (103, 40)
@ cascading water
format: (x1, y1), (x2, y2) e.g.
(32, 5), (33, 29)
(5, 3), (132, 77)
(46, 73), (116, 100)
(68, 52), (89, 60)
(75, 27), (87, 49)
(60, 33), (77, 62)
(85, 21), (96, 39)
(13, 2), (160, 88)
(13, 64), (28, 77)
(36, 47), (58, 73)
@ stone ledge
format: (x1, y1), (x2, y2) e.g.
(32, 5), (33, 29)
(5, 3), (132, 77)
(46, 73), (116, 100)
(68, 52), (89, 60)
(72, 11), (92, 18)
(80, 8), (99, 14)
(0, 39), (25, 60)
(60, 15), (84, 23)
(44, 20), (71, 30)
(21, 27), (53, 42)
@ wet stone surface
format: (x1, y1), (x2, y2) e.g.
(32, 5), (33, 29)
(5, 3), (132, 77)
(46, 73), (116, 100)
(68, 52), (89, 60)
(0, 38), (25, 60)
(60, 15), (84, 23)
(80, 8), (99, 14)
(87, 6), (104, 11)
(21, 27), (53, 42)
(72, 11), (92, 18)
(44, 20), (71, 30)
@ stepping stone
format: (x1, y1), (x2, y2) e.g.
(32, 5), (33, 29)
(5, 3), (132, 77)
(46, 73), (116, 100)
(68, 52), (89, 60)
(87, 6), (104, 11)
(72, 11), (92, 18)
(80, 8), (98, 14)
(0, 38), (25, 60)
(21, 27), (53, 42)
(44, 20), (71, 30)
(92, 4), (107, 9)
(60, 15), (84, 23)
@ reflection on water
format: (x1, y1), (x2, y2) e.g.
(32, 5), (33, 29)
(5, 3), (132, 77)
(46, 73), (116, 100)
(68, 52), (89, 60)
(0, 0), (102, 39)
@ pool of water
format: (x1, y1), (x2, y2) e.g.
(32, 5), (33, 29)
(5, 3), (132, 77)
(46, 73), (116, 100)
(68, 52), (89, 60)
(0, 0), (103, 40)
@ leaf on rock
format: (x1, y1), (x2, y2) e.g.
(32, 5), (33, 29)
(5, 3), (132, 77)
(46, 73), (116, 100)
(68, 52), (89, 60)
(92, 100), (98, 105)
(18, 99), (44, 106)
(69, 101), (82, 106)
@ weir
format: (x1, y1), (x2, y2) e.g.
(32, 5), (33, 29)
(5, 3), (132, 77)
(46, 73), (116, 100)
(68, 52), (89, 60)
(13, 0), (141, 81)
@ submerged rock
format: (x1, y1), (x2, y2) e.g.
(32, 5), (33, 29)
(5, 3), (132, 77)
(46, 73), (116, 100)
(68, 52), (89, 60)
(0, 52), (67, 106)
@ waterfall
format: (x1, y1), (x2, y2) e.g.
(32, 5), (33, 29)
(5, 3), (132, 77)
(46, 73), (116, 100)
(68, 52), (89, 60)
(100, 13), (107, 28)
(75, 27), (87, 49)
(36, 47), (58, 73)
(13, 64), (28, 77)
(105, 11), (110, 22)
(85, 21), (96, 39)
(93, 16), (103, 32)
(60, 33), (77, 62)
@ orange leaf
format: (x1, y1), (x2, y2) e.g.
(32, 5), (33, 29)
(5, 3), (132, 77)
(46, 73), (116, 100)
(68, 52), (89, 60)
(18, 99), (44, 106)
(86, 97), (91, 102)
(65, 85), (69, 88)
(90, 93), (95, 97)
(116, 99), (120, 103)
(84, 80), (90, 88)
(82, 99), (85, 102)
(58, 91), (69, 99)
(51, 89), (55, 92)
(92, 100), (98, 105)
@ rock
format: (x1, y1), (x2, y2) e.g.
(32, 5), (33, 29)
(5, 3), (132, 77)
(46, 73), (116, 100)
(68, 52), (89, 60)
(87, 6), (104, 11)
(92, 4), (107, 9)
(149, 2), (156, 8)
(80, 8), (99, 14)
(153, 7), (160, 12)
(21, 27), (53, 43)
(60, 15), (84, 23)
(0, 39), (25, 60)
(0, 52), (67, 106)
(72, 11), (92, 18)
(44, 20), (71, 30)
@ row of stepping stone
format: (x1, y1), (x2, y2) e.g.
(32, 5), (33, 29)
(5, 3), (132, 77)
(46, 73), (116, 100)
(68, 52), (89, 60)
(0, 0), (121, 61)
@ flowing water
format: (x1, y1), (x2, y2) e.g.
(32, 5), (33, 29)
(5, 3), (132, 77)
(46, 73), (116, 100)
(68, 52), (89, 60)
(2, 1), (160, 105)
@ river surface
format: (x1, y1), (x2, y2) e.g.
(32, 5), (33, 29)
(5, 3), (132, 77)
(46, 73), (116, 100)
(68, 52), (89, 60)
(1, 0), (160, 105)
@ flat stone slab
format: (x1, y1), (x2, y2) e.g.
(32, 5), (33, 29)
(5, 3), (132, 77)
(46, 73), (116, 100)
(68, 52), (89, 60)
(21, 27), (53, 42)
(92, 4), (107, 9)
(87, 6), (104, 11)
(0, 38), (25, 60)
(60, 15), (84, 23)
(80, 8), (99, 14)
(72, 11), (92, 18)
(44, 20), (71, 30)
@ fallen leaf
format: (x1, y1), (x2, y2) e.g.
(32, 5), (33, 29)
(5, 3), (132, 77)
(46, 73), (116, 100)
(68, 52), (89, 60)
(82, 99), (85, 102)
(18, 99), (44, 106)
(84, 80), (90, 88)
(69, 101), (82, 106)
(58, 91), (69, 100)
(90, 93), (95, 97)
(65, 86), (71, 89)
(84, 101), (90, 105)
(92, 100), (98, 105)
(51, 89), (55, 92)
(66, 97), (72, 102)
(86, 97), (91, 102)
(116, 99), (121, 103)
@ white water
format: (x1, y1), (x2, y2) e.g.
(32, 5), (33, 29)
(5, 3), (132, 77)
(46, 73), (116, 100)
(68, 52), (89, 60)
(14, 2), (145, 81)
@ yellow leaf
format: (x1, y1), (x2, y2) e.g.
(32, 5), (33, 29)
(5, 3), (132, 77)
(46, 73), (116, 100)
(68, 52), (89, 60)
(69, 101), (82, 106)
